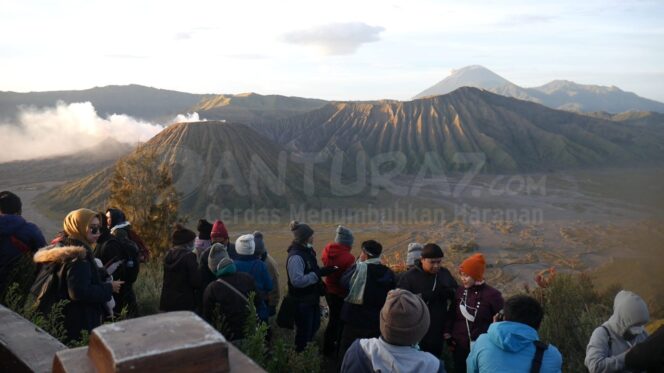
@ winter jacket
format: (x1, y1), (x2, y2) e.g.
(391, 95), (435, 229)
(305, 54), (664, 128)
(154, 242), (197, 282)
(322, 242), (355, 297)
(451, 283), (504, 350)
(202, 271), (259, 341)
(264, 254), (280, 308)
(0, 214), (46, 292)
(234, 254), (273, 320)
(159, 247), (202, 312)
(397, 263), (458, 355)
(341, 337), (445, 373)
(199, 243), (236, 291)
(340, 262), (396, 330)
(286, 242), (321, 304)
(467, 321), (563, 373)
(625, 326), (664, 373)
(33, 241), (112, 342)
(585, 290), (650, 373)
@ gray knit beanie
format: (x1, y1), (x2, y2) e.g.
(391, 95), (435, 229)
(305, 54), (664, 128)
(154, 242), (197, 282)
(334, 225), (354, 247)
(406, 242), (423, 266)
(380, 289), (430, 346)
(208, 243), (230, 273)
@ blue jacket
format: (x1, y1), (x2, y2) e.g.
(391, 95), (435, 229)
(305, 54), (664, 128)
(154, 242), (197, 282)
(467, 321), (562, 373)
(0, 214), (46, 290)
(234, 254), (273, 320)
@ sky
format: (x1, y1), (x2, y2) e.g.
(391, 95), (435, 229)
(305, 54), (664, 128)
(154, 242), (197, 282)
(1, 0), (663, 102)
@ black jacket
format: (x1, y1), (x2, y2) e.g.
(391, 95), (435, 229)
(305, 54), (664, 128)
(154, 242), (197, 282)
(340, 262), (396, 330)
(397, 263), (458, 355)
(160, 246), (201, 312)
(625, 325), (664, 373)
(202, 271), (259, 341)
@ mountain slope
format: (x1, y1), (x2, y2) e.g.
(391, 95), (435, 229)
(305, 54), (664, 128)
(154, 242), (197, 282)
(0, 84), (211, 122)
(268, 88), (664, 173)
(415, 66), (664, 113)
(37, 121), (329, 216)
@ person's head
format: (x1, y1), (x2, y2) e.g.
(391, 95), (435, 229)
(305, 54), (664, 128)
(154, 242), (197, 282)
(380, 289), (430, 346)
(290, 220), (314, 246)
(359, 240), (383, 261)
(171, 223), (196, 249)
(197, 219), (213, 240)
(105, 208), (126, 229)
(208, 243), (233, 277)
(0, 191), (22, 215)
(210, 220), (229, 244)
(420, 243), (444, 274)
(406, 242), (423, 267)
(253, 231), (267, 258)
(609, 290), (650, 340)
(335, 225), (354, 247)
(503, 295), (544, 330)
(459, 253), (486, 288)
(235, 234), (256, 256)
(63, 208), (101, 245)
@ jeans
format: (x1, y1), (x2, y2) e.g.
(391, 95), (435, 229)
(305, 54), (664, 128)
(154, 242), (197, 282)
(294, 302), (321, 352)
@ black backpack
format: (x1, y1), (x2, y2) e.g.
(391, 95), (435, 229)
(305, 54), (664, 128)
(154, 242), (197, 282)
(30, 261), (68, 315)
(109, 230), (141, 284)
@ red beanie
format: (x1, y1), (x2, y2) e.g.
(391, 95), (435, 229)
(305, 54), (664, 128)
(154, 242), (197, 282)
(460, 253), (486, 281)
(210, 220), (229, 240)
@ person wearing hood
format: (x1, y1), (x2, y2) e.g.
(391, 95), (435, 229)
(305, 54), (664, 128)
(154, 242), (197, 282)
(406, 242), (424, 269)
(285, 221), (337, 352)
(585, 290), (650, 373)
(397, 243), (458, 357)
(253, 231), (280, 317)
(159, 224), (202, 312)
(340, 289), (446, 373)
(202, 243), (259, 342)
(199, 220), (236, 291)
(321, 225), (356, 356)
(194, 219), (213, 259)
(32, 208), (119, 342)
(467, 295), (562, 373)
(233, 234), (273, 322)
(0, 191), (46, 297)
(451, 253), (503, 372)
(338, 240), (396, 361)
(95, 207), (141, 317)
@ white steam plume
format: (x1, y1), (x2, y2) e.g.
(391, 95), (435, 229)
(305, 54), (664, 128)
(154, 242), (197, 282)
(0, 101), (202, 163)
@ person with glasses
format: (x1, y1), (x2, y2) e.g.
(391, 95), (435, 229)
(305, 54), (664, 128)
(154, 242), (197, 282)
(450, 253), (503, 373)
(32, 208), (122, 342)
(397, 243), (458, 358)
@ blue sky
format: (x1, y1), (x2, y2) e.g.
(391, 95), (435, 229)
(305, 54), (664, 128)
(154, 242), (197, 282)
(1, 0), (663, 101)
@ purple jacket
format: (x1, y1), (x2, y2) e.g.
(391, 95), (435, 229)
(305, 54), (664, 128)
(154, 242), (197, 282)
(450, 283), (504, 350)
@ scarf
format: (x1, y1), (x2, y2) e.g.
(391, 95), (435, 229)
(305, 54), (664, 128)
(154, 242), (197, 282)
(345, 257), (382, 305)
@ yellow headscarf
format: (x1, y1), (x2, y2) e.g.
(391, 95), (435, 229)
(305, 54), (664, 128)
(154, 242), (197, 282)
(63, 208), (98, 246)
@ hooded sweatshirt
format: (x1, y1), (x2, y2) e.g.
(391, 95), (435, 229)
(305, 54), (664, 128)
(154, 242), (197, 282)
(340, 337), (444, 373)
(467, 321), (562, 373)
(322, 242), (355, 297)
(159, 246), (202, 312)
(585, 290), (650, 373)
(0, 214), (46, 291)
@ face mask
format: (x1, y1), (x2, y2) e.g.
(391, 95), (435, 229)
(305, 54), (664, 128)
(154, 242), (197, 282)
(627, 325), (644, 337)
(306, 243), (313, 249)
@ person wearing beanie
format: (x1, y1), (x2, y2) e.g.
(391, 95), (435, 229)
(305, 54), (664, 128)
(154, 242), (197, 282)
(202, 244), (259, 342)
(159, 224), (202, 312)
(285, 220), (337, 352)
(467, 295), (562, 373)
(321, 225), (356, 356)
(0, 191), (46, 298)
(32, 208), (117, 342)
(406, 242), (424, 268)
(397, 243), (458, 357)
(337, 240), (396, 361)
(451, 253), (503, 372)
(199, 219), (237, 299)
(253, 231), (280, 317)
(340, 289), (446, 373)
(194, 219), (213, 259)
(586, 290), (650, 373)
(234, 234), (273, 322)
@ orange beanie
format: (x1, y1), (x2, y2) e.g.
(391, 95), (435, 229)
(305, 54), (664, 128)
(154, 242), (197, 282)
(460, 253), (486, 281)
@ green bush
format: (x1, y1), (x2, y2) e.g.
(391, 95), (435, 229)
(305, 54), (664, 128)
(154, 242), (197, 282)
(133, 259), (163, 315)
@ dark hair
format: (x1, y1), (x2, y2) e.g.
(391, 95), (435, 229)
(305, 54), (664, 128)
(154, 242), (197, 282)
(361, 240), (383, 258)
(504, 295), (544, 330)
(421, 243), (444, 259)
(0, 191), (22, 215)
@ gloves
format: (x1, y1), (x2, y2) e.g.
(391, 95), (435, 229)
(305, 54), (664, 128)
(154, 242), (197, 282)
(318, 265), (339, 277)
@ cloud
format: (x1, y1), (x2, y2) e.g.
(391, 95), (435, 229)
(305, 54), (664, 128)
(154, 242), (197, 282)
(496, 14), (557, 26)
(0, 102), (201, 162)
(282, 22), (385, 55)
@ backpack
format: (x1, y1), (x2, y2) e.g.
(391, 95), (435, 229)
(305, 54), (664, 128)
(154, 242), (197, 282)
(30, 261), (68, 315)
(530, 340), (549, 373)
(108, 231), (141, 284)
(127, 230), (150, 263)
